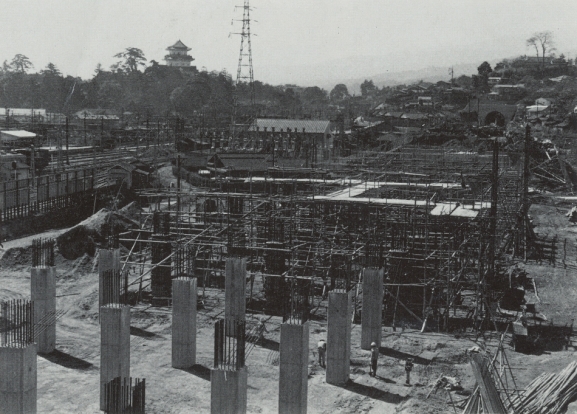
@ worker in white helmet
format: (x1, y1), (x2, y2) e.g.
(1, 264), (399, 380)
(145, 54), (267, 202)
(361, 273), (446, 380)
(370, 342), (379, 377)
(317, 339), (326, 368)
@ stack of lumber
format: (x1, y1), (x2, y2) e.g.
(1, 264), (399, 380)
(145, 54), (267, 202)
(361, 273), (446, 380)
(509, 361), (577, 414)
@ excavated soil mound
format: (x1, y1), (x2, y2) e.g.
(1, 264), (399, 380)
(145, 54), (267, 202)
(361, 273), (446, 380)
(56, 204), (141, 260)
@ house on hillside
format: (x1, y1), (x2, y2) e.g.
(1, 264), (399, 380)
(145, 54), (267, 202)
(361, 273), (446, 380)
(535, 98), (555, 107)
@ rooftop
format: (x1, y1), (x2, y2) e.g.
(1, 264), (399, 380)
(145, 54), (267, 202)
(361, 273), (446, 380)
(249, 119), (331, 134)
(167, 40), (191, 51)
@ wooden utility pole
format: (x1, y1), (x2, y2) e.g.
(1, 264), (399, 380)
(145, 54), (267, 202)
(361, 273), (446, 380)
(522, 124), (531, 261)
(65, 117), (70, 165)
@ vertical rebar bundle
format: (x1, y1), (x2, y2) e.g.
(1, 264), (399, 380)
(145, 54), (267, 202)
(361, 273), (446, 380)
(103, 377), (145, 414)
(0, 300), (34, 347)
(214, 319), (246, 371)
(282, 277), (311, 325)
(32, 238), (55, 267)
(101, 270), (125, 306)
(172, 244), (194, 278)
(152, 212), (170, 235)
(102, 223), (120, 249)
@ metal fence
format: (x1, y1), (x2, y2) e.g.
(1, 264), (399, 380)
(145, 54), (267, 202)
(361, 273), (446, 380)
(0, 167), (96, 221)
(103, 377), (146, 414)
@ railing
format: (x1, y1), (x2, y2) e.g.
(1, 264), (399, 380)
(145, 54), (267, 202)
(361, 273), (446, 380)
(0, 167), (99, 221)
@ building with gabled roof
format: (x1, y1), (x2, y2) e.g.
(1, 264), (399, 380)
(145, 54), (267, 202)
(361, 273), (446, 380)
(164, 40), (195, 67)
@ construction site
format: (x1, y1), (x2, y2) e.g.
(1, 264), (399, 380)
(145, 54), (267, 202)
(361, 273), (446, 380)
(4, 2), (577, 414)
(2, 114), (577, 413)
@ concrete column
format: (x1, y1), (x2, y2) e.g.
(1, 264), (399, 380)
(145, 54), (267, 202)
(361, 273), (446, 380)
(279, 322), (309, 414)
(361, 268), (384, 350)
(172, 277), (197, 368)
(100, 305), (130, 411)
(98, 248), (120, 308)
(210, 367), (247, 414)
(225, 258), (246, 323)
(31, 266), (56, 354)
(0, 344), (37, 414)
(326, 289), (352, 385)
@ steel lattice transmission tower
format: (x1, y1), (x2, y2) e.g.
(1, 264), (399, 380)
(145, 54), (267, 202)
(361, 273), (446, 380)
(230, 0), (255, 148)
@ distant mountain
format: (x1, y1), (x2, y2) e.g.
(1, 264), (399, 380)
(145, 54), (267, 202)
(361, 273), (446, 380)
(341, 63), (480, 93)
(258, 56), (495, 94)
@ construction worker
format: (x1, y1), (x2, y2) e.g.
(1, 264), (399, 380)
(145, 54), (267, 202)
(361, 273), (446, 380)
(405, 357), (414, 385)
(370, 342), (379, 377)
(318, 339), (326, 368)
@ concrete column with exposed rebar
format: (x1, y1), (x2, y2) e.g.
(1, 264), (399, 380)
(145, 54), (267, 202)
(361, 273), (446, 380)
(326, 289), (352, 385)
(225, 257), (246, 323)
(0, 344), (37, 414)
(279, 321), (309, 414)
(210, 367), (247, 414)
(172, 277), (197, 368)
(361, 268), (384, 350)
(98, 248), (120, 308)
(31, 266), (56, 354)
(100, 304), (130, 411)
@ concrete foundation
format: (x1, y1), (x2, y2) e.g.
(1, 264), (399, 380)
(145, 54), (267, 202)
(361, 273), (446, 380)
(361, 268), (384, 350)
(100, 305), (130, 411)
(98, 248), (121, 308)
(172, 277), (197, 368)
(210, 367), (247, 414)
(31, 266), (56, 354)
(279, 322), (309, 414)
(225, 258), (246, 323)
(0, 344), (37, 414)
(326, 289), (352, 385)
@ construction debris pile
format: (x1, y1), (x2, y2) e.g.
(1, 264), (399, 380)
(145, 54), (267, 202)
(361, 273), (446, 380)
(508, 361), (577, 414)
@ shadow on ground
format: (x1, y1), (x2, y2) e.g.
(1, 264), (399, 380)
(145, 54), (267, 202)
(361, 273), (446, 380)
(178, 364), (211, 381)
(379, 346), (431, 365)
(259, 337), (279, 352)
(40, 349), (93, 370)
(130, 326), (159, 338)
(340, 379), (408, 404)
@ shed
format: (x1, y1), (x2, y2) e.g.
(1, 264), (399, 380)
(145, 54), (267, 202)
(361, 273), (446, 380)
(108, 163), (135, 189)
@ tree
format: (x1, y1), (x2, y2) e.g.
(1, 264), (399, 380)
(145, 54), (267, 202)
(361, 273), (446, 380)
(10, 54), (33, 73)
(40, 63), (61, 76)
(477, 61), (492, 77)
(330, 84), (350, 101)
(301, 86), (327, 103)
(360, 79), (376, 97)
(113, 47), (147, 73)
(526, 31), (555, 70)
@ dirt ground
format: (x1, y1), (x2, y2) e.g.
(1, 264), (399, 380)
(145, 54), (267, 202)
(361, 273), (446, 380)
(1, 200), (576, 413)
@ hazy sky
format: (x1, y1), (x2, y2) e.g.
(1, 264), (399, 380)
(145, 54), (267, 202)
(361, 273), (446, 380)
(1, 0), (576, 86)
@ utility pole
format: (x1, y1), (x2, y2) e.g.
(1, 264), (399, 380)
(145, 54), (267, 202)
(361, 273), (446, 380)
(65, 117), (70, 165)
(522, 124), (531, 261)
(449, 66), (454, 84)
(230, 0), (256, 148)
